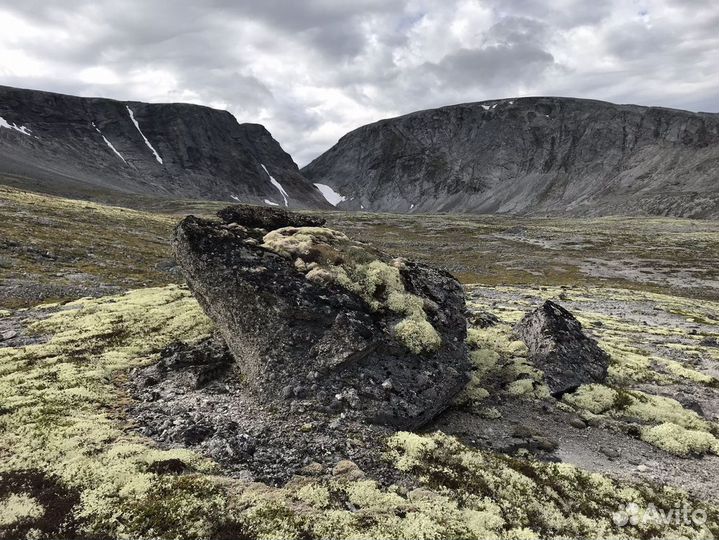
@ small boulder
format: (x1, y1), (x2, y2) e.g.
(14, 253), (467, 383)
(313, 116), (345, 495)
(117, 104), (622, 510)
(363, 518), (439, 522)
(172, 205), (470, 429)
(514, 300), (609, 397)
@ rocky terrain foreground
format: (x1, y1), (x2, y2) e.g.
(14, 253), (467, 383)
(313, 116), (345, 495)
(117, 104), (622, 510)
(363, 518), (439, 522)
(1, 187), (718, 539)
(302, 97), (719, 217)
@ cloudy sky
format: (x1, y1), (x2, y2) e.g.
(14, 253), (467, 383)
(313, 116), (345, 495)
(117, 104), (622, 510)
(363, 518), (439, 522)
(0, 0), (717, 165)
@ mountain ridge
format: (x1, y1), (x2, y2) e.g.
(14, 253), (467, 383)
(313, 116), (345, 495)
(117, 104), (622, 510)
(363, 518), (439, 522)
(0, 85), (331, 209)
(302, 96), (719, 218)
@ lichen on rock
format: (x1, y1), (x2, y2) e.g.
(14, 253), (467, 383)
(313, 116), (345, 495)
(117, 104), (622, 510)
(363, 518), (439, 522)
(261, 225), (441, 353)
(172, 206), (469, 428)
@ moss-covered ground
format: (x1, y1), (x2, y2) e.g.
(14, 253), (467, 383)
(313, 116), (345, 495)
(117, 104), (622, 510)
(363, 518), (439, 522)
(2, 185), (719, 538)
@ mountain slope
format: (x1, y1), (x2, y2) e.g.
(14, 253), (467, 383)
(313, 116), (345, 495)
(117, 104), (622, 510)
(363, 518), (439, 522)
(0, 85), (330, 209)
(302, 97), (719, 217)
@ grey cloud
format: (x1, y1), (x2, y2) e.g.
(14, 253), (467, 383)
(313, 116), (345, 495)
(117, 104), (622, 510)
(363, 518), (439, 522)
(0, 0), (716, 167)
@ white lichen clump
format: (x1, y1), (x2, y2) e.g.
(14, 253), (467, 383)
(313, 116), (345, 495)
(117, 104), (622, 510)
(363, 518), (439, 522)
(0, 494), (44, 526)
(262, 226), (441, 354)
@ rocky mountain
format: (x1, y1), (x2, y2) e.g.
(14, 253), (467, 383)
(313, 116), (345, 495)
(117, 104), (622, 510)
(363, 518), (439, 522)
(0, 85), (331, 209)
(302, 97), (719, 218)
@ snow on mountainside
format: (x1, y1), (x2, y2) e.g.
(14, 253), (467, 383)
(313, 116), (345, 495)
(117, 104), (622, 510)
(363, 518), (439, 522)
(0, 85), (330, 209)
(302, 97), (719, 218)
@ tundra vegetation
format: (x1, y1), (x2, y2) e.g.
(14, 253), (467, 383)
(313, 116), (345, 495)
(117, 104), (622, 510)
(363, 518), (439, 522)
(1, 185), (718, 538)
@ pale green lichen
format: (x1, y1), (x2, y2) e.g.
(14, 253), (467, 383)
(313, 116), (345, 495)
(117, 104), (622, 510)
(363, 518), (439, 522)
(394, 318), (442, 354)
(385, 431), (717, 540)
(0, 285), (219, 538)
(0, 493), (44, 526)
(641, 423), (719, 456)
(563, 384), (618, 415)
(262, 226), (441, 353)
(563, 384), (718, 455)
(465, 324), (550, 400)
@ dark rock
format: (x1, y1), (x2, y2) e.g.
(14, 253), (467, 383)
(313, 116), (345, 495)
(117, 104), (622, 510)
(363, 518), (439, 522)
(172, 206), (470, 429)
(217, 204), (325, 229)
(514, 300), (610, 397)
(147, 458), (188, 475)
(468, 310), (500, 328)
(135, 336), (233, 391)
(569, 416), (588, 429)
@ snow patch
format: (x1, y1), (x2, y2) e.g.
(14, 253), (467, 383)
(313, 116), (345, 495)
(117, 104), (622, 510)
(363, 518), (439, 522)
(481, 105), (490, 111)
(126, 106), (163, 164)
(92, 122), (126, 163)
(314, 183), (347, 206)
(360, 204), (365, 209)
(508, 100), (515, 105)
(0, 116), (32, 136)
(410, 204), (415, 210)
(260, 164), (289, 207)
(231, 195), (241, 202)
(264, 199), (279, 206)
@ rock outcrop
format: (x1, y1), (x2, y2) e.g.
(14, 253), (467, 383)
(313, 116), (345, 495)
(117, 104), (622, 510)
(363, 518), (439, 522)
(0, 85), (330, 209)
(514, 300), (609, 397)
(172, 205), (470, 429)
(302, 97), (719, 218)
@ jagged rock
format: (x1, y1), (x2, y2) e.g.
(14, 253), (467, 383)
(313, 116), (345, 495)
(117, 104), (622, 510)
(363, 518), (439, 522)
(514, 300), (610, 397)
(134, 336), (233, 391)
(172, 205), (470, 429)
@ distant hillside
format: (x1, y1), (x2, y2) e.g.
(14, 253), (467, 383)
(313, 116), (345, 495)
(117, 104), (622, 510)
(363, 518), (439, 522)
(302, 97), (719, 218)
(0, 85), (331, 209)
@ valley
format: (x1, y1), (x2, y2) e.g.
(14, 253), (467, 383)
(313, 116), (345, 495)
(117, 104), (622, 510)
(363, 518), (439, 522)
(1, 184), (718, 537)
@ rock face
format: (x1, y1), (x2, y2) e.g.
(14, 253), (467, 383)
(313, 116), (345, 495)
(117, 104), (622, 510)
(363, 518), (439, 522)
(302, 97), (719, 218)
(172, 205), (470, 429)
(514, 300), (609, 397)
(0, 85), (330, 209)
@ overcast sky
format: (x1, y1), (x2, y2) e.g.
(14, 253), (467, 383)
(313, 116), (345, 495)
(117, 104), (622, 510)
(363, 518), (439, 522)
(0, 0), (717, 165)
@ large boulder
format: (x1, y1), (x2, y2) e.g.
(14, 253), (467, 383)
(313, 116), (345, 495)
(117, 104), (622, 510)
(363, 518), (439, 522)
(514, 300), (609, 397)
(172, 205), (470, 429)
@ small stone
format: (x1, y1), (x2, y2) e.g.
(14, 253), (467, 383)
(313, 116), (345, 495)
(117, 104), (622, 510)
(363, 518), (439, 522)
(533, 436), (559, 452)
(512, 425), (534, 439)
(0, 330), (17, 341)
(332, 460), (365, 481)
(600, 446), (620, 460)
(481, 407), (502, 420)
(381, 378), (393, 390)
(281, 385), (293, 399)
(300, 462), (324, 476)
(300, 422), (313, 432)
(637, 464), (649, 473)
(569, 416), (587, 429)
